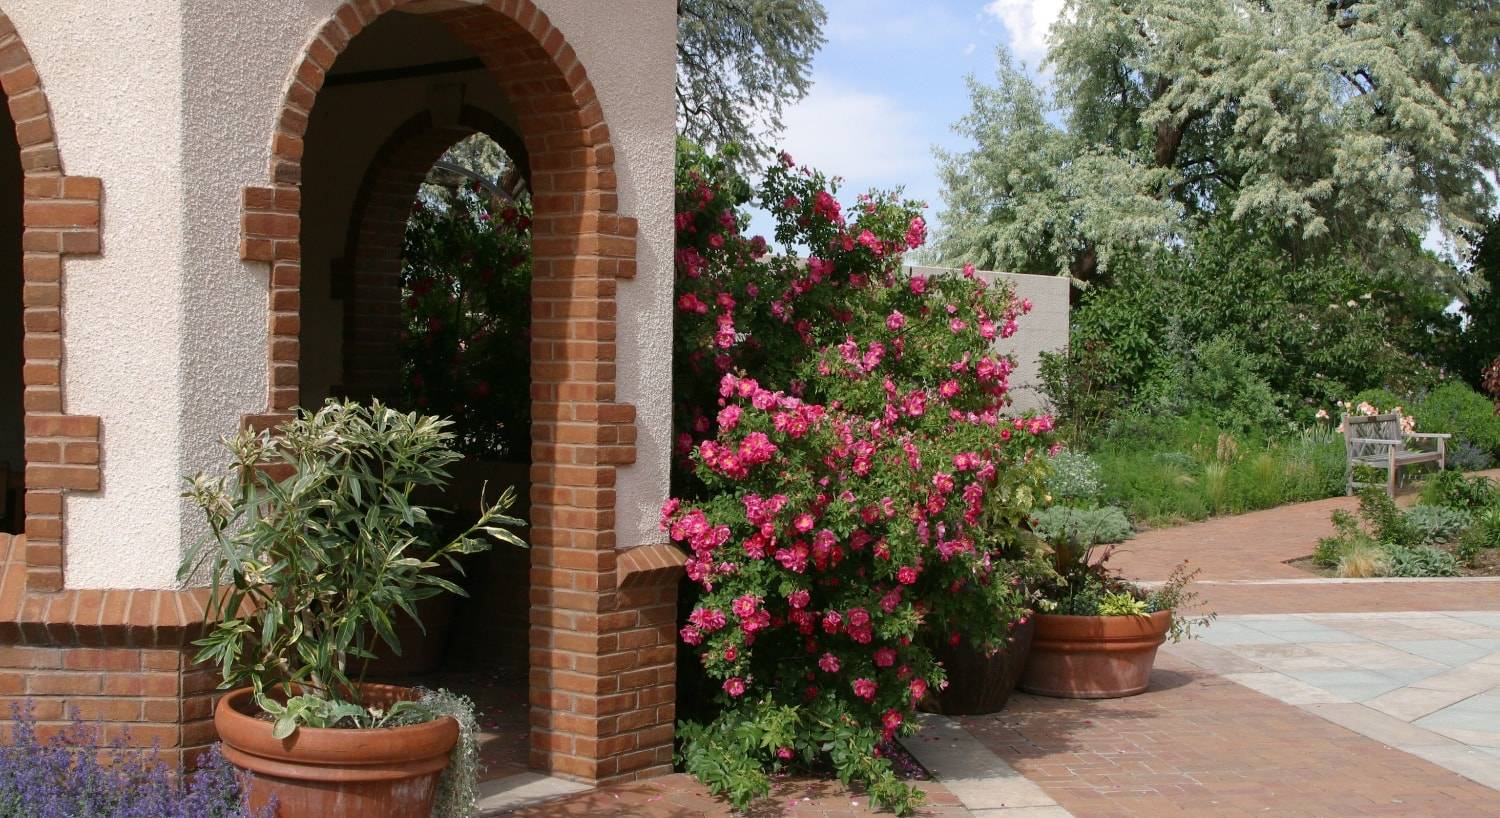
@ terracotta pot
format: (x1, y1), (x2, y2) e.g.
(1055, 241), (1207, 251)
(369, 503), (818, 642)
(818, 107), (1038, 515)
(1018, 610), (1171, 698)
(216, 684), (458, 818)
(931, 617), (1036, 715)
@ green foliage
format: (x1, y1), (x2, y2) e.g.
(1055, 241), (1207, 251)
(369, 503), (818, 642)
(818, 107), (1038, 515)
(1045, 450), (1104, 504)
(1092, 416), (1344, 527)
(1420, 469), (1500, 511)
(1459, 507), (1500, 560)
(1097, 592), (1148, 616)
(1455, 219), (1500, 388)
(1383, 544), (1462, 578)
(677, 0), (827, 169)
(1049, 223), (1453, 432)
(401, 185), (531, 459)
(180, 400), (527, 734)
(1404, 505), (1473, 545)
(391, 688), (481, 818)
(676, 696), (922, 814)
(935, 0), (1500, 287)
(1412, 382), (1500, 458)
(1030, 506), (1132, 548)
(1317, 488), (1470, 577)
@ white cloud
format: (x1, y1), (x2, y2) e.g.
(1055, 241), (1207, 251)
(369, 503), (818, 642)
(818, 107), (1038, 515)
(775, 77), (927, 186)
(983, 0), (1066, 65)
(963, 42), (977, 56)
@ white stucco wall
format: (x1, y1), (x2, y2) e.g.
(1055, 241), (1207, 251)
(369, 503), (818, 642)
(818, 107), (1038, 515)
(5, 1), (187, 588)
(907, 265), (1071, 414)
(8, 0), (675, 588)
(541, 1), (676, 553)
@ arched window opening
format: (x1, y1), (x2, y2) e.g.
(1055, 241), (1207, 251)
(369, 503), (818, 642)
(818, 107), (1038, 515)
(0, 90), (24, 535)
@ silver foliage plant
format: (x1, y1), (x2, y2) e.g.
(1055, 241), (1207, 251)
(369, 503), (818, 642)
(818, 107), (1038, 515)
(935, 0), (1500, 287)
(180, 399), (526, 738)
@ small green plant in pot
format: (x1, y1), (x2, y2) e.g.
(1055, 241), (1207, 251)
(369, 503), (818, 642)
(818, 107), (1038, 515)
(181, 400), (525, 818)
(1018, 534), (1211, 699)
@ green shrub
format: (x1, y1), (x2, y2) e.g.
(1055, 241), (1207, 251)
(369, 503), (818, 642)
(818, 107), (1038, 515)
(1459, 507), (1500, 558)
(1030, 506), (1133, 547)
(1413, 382), (1500, 458)
(1403, 505), (1472, 545)
(1045, 450), (1104, 504)
(1382, 544), (1461, 577)
(1421, 470), (1499, 511)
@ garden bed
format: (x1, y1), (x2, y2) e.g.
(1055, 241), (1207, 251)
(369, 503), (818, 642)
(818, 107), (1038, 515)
(1287, 550), (1500, 578)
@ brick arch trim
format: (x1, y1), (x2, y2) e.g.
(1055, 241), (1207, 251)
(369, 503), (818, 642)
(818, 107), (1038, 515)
(238, 0), (681, 783)
(336, 105), (527, 403)
(0, 9), (103, 595)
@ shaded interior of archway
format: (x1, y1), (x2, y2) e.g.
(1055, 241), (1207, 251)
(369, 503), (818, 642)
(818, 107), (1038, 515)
(296, 10), (534, 783)
(1, 91), (23, 534)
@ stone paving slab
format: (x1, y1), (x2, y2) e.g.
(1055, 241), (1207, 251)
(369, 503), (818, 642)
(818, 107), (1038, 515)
(1180, 612), (1500, 796)
(904, 715), (1073, 816)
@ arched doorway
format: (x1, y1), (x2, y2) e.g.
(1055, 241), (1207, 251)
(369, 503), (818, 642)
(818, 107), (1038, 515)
(240, 1), (677, 783)
(0, 66), (22, 535)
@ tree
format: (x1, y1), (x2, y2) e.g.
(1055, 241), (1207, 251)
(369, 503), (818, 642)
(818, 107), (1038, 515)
(677, 0), (827, 168)
(934, 0), (1500, 286)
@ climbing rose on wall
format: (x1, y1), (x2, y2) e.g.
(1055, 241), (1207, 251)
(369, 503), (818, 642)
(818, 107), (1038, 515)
(669, 141), (1053, 814)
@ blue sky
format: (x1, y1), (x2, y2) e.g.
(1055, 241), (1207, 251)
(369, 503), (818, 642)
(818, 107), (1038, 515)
(755, 0), (1065, 239)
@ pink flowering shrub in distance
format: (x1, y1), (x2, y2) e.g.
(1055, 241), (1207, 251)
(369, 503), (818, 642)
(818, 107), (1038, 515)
(668, 142), (1054, 814)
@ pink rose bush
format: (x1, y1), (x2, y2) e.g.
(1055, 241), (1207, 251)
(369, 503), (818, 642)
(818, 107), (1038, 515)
(669, 143), (1053, 814)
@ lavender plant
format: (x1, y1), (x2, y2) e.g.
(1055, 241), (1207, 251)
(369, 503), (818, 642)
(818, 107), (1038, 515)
(0, 704), (271, 818)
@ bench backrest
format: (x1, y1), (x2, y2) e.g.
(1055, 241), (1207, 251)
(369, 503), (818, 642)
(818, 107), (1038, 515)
(1343, 412), (1405, 461)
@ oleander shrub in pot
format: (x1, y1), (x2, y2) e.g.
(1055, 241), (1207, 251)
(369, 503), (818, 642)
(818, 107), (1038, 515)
(667, 143), (1053, 815)
(181, 400), (525, 818)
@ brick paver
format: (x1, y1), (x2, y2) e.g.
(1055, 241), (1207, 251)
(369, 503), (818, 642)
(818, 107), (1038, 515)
(962, 653), (1500, 817)
(490, 773), (970, 817)
(1112, 469), (1500, 583)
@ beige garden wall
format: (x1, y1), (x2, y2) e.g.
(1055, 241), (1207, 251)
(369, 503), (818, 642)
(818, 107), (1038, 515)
(5, 0), (676, 589)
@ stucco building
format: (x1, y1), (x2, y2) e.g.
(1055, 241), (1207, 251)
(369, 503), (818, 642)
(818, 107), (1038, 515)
(0, 0), (684, 784)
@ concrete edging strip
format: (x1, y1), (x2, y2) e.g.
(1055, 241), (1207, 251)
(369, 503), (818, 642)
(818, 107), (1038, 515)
(902, 713), (1075, 817)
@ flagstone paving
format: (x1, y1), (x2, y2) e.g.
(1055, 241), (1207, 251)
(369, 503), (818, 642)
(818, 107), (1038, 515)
(1183, 611), (1500, 788)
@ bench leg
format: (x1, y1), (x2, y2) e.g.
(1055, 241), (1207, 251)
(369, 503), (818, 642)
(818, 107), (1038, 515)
(1388, 449), (1398, 497)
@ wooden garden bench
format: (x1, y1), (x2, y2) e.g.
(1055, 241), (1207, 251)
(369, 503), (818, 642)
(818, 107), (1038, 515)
(1342, 412), (1448, 497)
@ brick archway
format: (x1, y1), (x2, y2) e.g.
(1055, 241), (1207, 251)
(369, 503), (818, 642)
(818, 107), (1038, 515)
(336, 106), (526, 404)
(240, 0), (677, 783)
(0, 10), (103, 594)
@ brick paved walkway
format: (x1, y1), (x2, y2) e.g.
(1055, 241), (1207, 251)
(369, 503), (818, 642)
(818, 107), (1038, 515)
(488, 774), (969, 817)
(962, 652), (1500, 817)
(487, 479), (1500, 816)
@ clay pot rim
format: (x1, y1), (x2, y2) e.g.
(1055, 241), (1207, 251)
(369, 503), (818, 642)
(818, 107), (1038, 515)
(1032, 610), (1172, 644)
(215, 685), (459, 766)
(1035, 610), (1172, 624)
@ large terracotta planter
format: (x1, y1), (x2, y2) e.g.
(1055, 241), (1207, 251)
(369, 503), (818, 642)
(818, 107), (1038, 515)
(1018, 610), (1171, 698)
(216, 684), (458, 818)
(931, 617), (1036, 715)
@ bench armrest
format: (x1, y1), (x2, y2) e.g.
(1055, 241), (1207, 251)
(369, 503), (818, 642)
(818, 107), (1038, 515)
(1407, 432), (1451, 439)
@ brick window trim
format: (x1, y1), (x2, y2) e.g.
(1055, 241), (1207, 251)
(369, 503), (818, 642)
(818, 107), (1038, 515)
(237, 0), (683, 783)
(0, 10), (104, 596)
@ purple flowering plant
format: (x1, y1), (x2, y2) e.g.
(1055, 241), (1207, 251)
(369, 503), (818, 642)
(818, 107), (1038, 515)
(669, 142), (1054, 814)
(0, 704), (270, 818)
